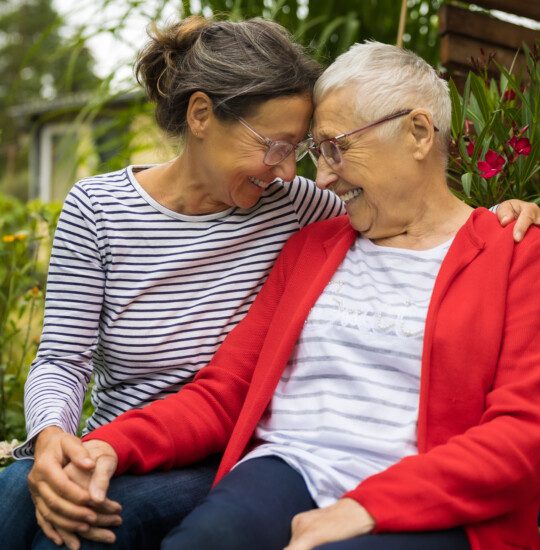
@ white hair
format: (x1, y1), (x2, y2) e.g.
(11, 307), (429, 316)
(314, 41), (451, 148)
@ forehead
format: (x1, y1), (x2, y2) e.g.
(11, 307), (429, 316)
(250, 94), (313, 137)
(312, 86), (360, 138)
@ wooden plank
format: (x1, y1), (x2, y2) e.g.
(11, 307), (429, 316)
(439, 4), (540, 50)
(465, 0), (540, 21)
(440, 33), (529, 74)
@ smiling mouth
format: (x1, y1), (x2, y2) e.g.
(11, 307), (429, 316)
(248, 176), (268, 189)
(339, 188), (363, 204)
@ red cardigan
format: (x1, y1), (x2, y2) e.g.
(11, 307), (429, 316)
(84, 209), (540, 550)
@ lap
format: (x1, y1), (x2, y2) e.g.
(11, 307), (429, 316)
(315, 529), (470, 550)
(0, 459), (37, 550)
(32, 455), (220, 550)
(163, 456), (470, 550)
(162, 456), (316, 550)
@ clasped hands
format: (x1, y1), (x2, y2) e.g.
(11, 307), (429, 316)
(28, 430), (375, 550)
(28, 429), (119, 550)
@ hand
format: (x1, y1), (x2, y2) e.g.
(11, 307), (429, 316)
(284, 498), (375, 550)
(29, 427), (97, 545)
(496, 199), (540, 242)
(44, 450), (121, 550)
(29, 429), (120, 549)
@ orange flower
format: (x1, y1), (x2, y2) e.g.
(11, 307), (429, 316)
(2, 235), (15, 243)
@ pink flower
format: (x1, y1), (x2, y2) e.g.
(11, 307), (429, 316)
(466, 140), (475, 156)
(477, 150), (506, 178)
(508, 136), (531, 157)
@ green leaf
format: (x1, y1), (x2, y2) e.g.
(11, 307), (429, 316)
(469, 73), (492, 124)
(449, 78), (463, 138)
(461, 172), (473, 197)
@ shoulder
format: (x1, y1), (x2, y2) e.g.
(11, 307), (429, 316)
(62, 166), (139, 216)
(274, 175), (336, 201)
(72, 167), (132, 198)
(470, 207), (540, 249)
(285, 214), (351, 250)
(468, 209), (540, 282)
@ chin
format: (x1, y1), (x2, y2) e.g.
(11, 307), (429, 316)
(236, 196), (260, 210)
(346, 203), (371, 234)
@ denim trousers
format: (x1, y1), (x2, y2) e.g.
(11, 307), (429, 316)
(162, 456), (471, 550)
(0, 455), (219, 550)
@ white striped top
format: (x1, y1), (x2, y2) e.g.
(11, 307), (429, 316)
(14, 166), (343, 458)
(241, 235), (453, 506)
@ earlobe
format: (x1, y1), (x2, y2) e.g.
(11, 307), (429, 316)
(186, 91), (214, 137)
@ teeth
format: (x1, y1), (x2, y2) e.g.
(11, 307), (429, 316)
(340, 188), (362, 203)
(249, 176), (266, 188)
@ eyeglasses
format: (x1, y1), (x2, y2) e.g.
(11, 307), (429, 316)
(297, 109), (436, 167)
(235, 116), (307, 167)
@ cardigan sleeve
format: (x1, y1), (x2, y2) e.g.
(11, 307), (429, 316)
(344, 230), (540, 531)
(82, 229), (302, 475)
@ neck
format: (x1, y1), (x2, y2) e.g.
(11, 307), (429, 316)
(371, 175), (473, 250)
(135, 147), (229, 215)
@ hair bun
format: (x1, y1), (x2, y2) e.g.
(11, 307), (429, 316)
(154, 15), (210, 56)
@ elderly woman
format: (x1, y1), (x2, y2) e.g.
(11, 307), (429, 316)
(7, 33), (539, 550)
(74, 41), (540, 550)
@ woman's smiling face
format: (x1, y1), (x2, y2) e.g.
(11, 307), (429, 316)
(312, 87), (417, 238)
(203, 94), (313, 210)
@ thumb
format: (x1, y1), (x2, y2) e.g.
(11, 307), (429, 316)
(60, 436), (95, 470)
(89, 454), (117, 503)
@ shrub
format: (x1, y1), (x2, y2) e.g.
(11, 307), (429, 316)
(448, 44), (540, 207)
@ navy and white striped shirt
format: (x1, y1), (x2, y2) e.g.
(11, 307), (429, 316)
(15, 166), (343, 458)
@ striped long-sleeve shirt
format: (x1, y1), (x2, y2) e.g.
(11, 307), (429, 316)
(14, 166), (343, 458)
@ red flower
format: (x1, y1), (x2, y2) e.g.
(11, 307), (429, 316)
(466, 140), (475, 156)
(503, 89), (516, 101)
(477, 150), (506, 178)
(508, 136), (531, 157)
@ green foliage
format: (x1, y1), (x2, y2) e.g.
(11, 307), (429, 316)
(448, 44), (540, 207)
(0, 194), (61, 443)
(0, 0), (100, 197)
(183, 0), (442, 65)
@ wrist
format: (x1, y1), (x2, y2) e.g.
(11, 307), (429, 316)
(34, 425), (65, 455)
(341, 498), (376, 533)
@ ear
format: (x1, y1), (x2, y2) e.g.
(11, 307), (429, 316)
(409, 109), (435, 160)
(186, 91), (214, 138)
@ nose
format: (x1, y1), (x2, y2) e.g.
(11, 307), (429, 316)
(271, 152), (297, 183)
(315, 156), (338, 190)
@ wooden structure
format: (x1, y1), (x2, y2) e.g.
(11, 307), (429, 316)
(439, 0), (540, 83)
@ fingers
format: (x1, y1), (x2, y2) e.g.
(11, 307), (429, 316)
(80, 524), (119, 544)
(35, 507), (65, 547)
(88, 454), (118, 504)
(29, 440), (94, 509)
(56, 527), (82, 550)
(496, 199), (540, 242)
(33, 480), (98, 525)
(512, 211), (536, 242)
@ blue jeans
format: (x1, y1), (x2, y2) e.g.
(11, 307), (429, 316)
(0, 459), (36, 550)
(0, 455), (219, 550)
(162, 456), (470, 550)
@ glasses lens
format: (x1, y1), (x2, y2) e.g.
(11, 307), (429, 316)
(295, 138), (313, 161)
(264, 142), (294, 166)
(320, 141), (341, 165)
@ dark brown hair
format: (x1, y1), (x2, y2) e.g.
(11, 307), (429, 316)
(135, 16), (322, 136)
